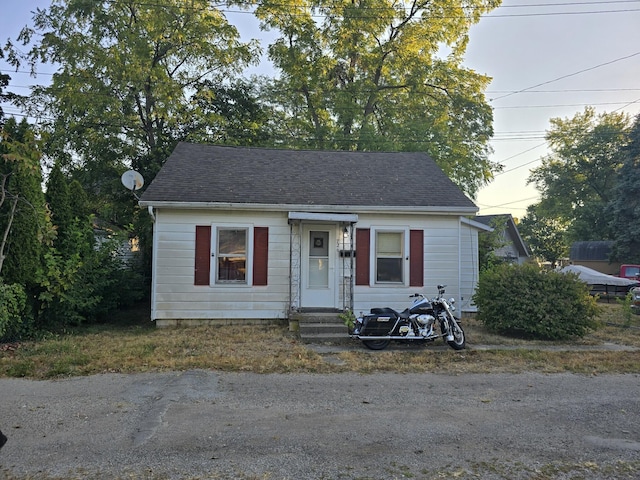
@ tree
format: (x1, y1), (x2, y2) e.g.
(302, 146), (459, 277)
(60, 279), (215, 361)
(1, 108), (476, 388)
(527, 107), (631, 241)
(519, 204), (569, 268)
(0, 118), (47, 287)
(188, 78), (274, 146)
(610, 114), (640, 263)
(477, 216), (509, 272)
(0, 118), (46, 339)
(0, 50), (11, 124)
(45, 164), (74, 256)
(237, 0), (501, 197)
(40, 163), (143, 327)
(6, 0), (260, 218)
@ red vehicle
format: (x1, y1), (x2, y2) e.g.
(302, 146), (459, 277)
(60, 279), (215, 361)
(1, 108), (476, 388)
(619, 264), (640, 280)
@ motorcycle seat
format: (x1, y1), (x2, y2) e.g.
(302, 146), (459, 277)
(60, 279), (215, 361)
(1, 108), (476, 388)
(370, 307), (411, 319)
(371, 307), (397, 315)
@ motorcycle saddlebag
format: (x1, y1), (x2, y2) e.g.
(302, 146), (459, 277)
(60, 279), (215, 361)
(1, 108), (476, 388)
(360, 313), (396, 336)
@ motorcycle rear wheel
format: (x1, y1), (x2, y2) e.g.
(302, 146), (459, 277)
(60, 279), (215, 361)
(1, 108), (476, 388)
(362, 339), (391, 350)
(447, 323), (466, 350)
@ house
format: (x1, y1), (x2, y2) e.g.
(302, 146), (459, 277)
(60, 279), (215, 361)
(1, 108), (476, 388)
(138, 142), (487, 326)
(475, 214), (530, 265)
(569, 240), (620, 276)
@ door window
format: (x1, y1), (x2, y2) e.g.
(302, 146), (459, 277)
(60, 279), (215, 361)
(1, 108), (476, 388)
(308, 231), (329, 288)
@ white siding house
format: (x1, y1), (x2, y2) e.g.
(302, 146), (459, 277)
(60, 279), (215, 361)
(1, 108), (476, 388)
(139, 143), (485, 326)
(475, 214), (531, 265)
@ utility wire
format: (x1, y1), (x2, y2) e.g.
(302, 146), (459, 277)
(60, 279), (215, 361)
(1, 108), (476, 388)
(477, 195), (540, 210)
(490, 51), (640, 101)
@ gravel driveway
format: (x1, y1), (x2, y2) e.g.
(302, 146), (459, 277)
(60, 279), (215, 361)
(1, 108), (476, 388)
(1, 371), (639, 479)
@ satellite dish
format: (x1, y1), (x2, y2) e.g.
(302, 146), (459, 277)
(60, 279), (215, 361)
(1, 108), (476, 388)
(121, 170), (144, 191)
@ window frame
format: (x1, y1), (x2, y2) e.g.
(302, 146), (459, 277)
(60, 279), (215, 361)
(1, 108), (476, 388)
(370, 227), (409, 286)
(213, 225), (254, 286)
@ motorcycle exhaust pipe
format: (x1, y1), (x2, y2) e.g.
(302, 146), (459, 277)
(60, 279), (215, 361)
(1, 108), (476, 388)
(353, 333), (448, 341)
(354, 335), (444, 341)
(352, 335), (391, 340)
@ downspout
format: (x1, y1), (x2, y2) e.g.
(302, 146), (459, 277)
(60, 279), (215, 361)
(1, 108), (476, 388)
(148, 205), (156, 322)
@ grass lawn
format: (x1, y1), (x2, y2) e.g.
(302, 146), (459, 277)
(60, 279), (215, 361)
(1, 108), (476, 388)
(1, 303), (639, 379)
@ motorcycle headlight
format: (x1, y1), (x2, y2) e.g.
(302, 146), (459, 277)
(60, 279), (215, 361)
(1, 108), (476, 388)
(448, 297), (455, 305)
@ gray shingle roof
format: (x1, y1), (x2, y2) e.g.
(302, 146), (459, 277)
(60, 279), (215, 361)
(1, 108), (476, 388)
(139, 142), (477, 210)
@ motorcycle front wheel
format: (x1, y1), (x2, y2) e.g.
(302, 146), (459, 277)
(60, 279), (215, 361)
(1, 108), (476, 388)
(362, 339), (391, 350)
(447, 321), (466, 350)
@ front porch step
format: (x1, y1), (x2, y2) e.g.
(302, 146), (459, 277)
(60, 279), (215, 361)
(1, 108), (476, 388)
(291, 312), (351, 343)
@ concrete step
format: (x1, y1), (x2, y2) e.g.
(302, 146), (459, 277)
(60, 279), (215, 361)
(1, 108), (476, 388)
(299, 322), (348, 335)
(295, 312), (343, 324)
(300, 332), (353, 344)
(290, 312), (351, 343)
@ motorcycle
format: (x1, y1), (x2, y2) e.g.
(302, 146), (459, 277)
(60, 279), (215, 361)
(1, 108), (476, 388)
(350, 285), (466, 351)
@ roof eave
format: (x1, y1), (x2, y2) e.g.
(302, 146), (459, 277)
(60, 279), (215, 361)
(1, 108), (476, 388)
(506, 220), (531, 257)
(461, 216), (493, 232)
(139, 200), (478, 215)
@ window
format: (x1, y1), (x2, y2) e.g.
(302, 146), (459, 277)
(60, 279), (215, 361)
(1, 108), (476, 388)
(217, 228), (247, 283)
(195, 225), (268, 287)
(375, 231), (403, 283)
(356, 227), (422, 287)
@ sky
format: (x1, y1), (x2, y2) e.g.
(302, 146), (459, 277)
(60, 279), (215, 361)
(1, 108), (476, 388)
(2, 1), (640, 218)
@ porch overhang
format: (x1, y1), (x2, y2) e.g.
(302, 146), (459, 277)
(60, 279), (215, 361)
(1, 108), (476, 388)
(287, 211), (359, 224)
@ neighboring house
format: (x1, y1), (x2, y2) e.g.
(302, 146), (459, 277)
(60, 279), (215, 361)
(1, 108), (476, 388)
(569, 241), (620, 276)
(139, 142), (486, 326)
(475, 214), (530, 265)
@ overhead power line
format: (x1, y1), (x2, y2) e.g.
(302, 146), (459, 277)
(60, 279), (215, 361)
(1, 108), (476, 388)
(487, 88), (640, 94)
(477, 195), (540, 211)
(495, 101), (639, 109)
(490, 51), (640, 101)
(101, 0), (640, 19)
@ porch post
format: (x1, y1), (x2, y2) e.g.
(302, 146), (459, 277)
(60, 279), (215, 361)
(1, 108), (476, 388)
(288, 222), (293, 315)
(349, 222), (355, 312)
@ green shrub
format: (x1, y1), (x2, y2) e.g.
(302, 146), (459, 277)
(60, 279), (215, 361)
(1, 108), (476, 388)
(37, 238), (145, 328)
(472, 263), (600, 340)
(0, 281), (34, 341)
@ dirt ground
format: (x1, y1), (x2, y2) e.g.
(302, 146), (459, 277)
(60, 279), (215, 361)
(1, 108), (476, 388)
(1, 370), (639, 479)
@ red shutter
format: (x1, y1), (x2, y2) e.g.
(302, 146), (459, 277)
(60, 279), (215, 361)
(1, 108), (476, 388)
(194, 225), (211, 286)
(409, 229), (424, 287)
(355, 228), (370, 286)
(253, 227), (269, 286)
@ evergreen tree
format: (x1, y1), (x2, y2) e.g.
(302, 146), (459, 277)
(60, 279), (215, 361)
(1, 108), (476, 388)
(69, 179), (95, 258)
(45, 163), (74, 257)
(0, 118), (46, 288)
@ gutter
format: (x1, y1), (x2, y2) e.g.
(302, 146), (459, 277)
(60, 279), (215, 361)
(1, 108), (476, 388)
(137, 200), (478, 216)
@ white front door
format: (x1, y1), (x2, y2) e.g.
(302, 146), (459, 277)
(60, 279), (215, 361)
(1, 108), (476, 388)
(301, 225), (336, 308)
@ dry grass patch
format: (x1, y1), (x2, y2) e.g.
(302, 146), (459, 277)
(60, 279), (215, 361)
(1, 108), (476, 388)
(463, 302), (640, 347)
(0, 324), (345, 378)
(1, 303), (639, 379)
(335, 348), (640, 374)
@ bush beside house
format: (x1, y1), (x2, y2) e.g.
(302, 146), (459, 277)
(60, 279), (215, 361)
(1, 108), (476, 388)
(473, 263), (599, 340)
